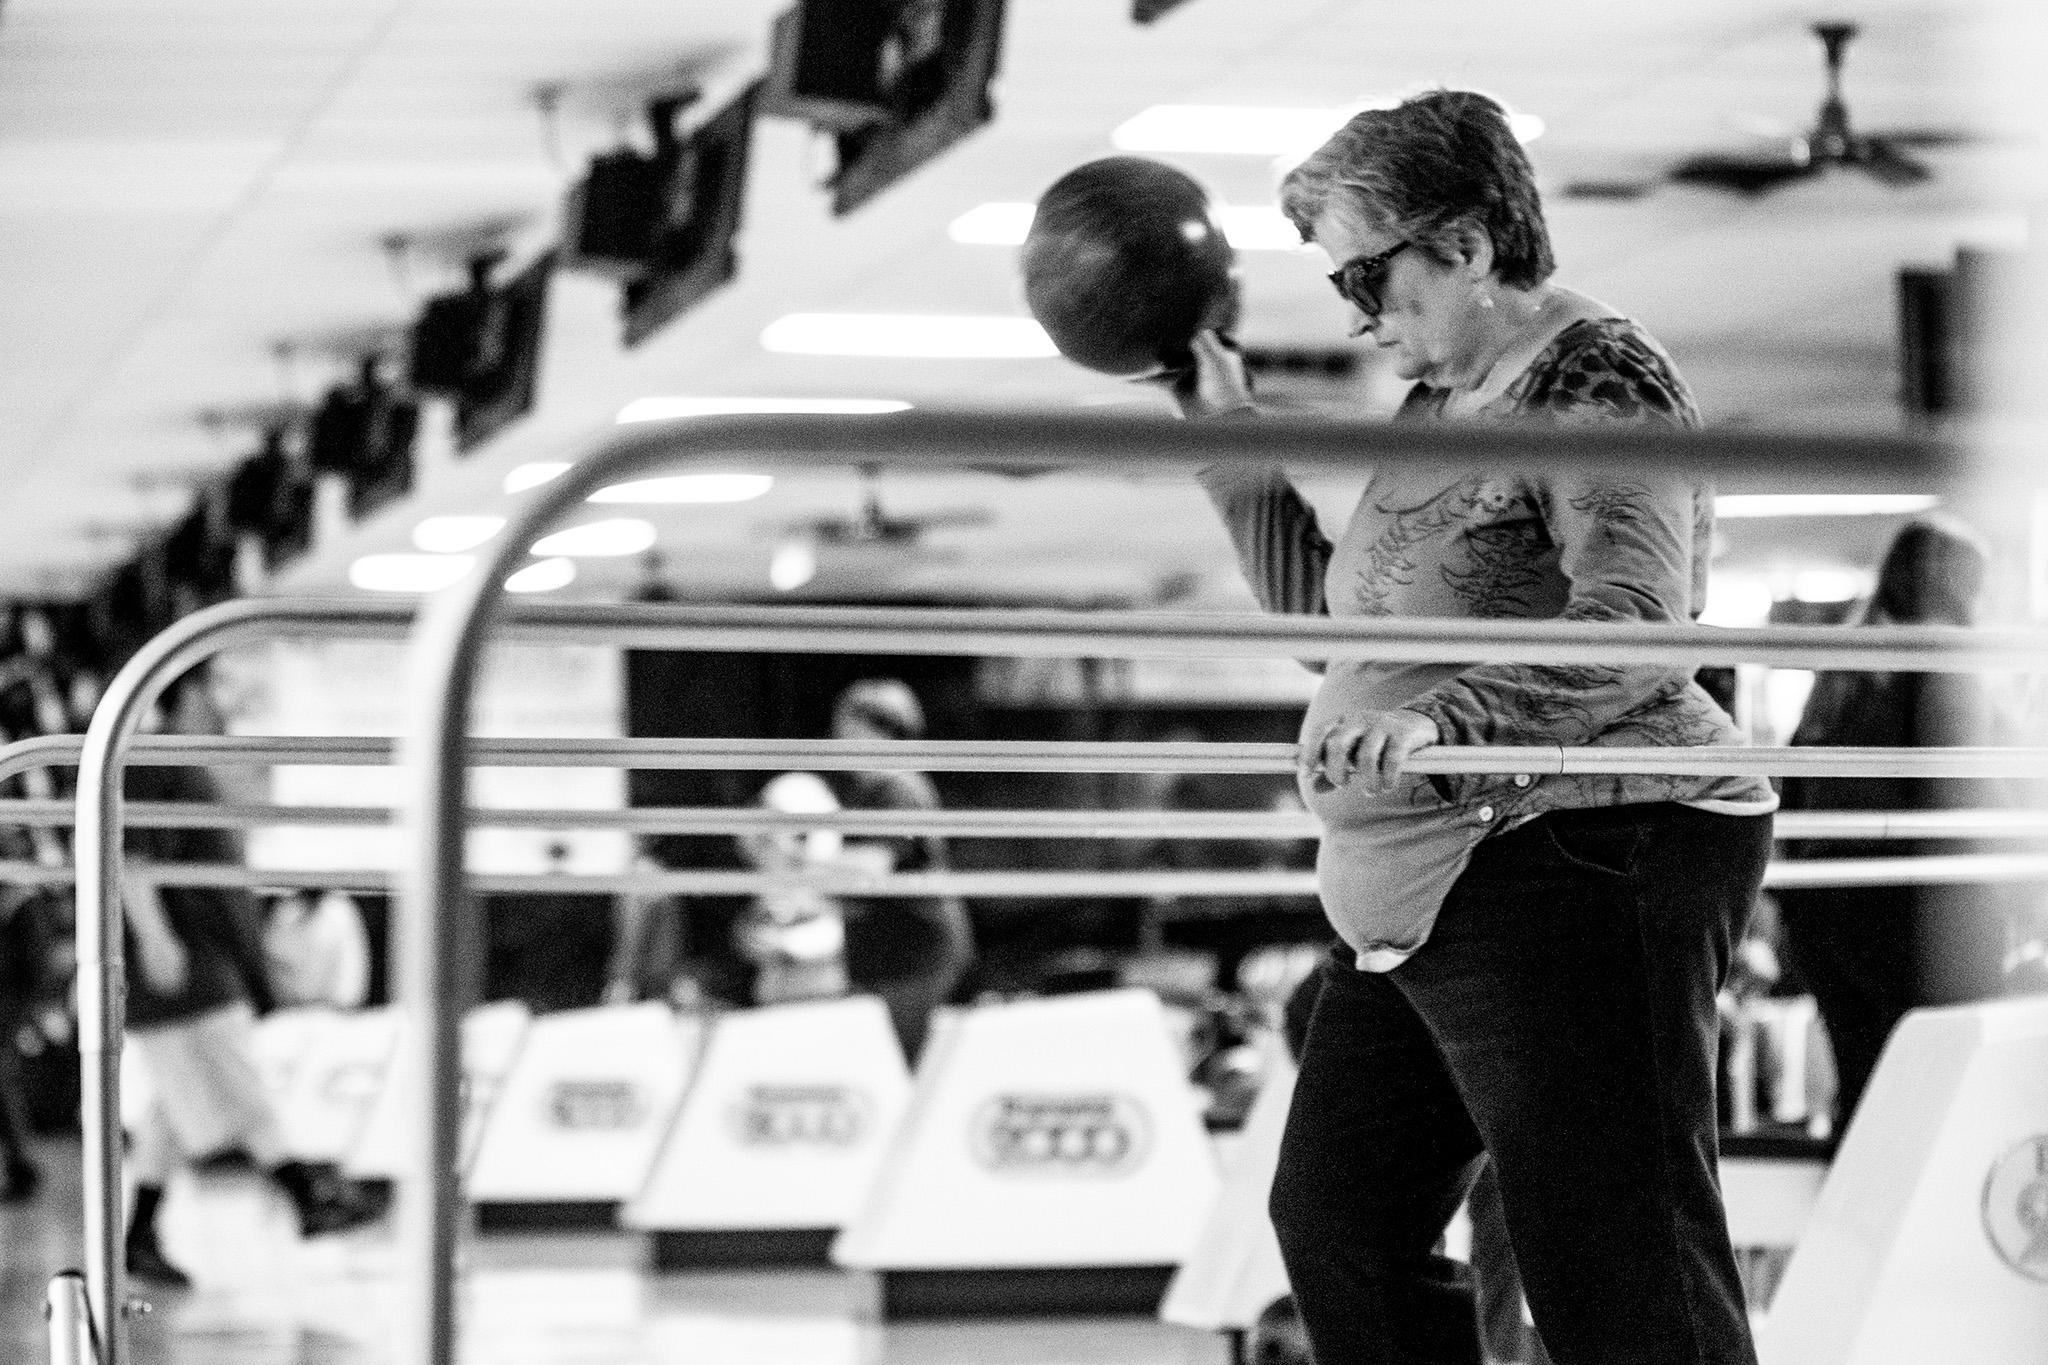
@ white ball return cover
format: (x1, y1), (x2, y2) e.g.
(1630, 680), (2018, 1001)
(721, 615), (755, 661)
(626, 995), (910, 1232)
(834, 989), (1219, 1270)
(344, 1000), (529, 1180)
(1760, 995), (2048, 1364)
(467, 1002), (698, 1203)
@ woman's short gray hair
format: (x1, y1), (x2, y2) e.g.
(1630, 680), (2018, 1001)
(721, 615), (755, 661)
(1279, 89), (1555, 289)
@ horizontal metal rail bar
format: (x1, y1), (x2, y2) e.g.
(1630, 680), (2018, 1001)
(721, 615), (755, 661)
(1760, 854), (2048, 889)
(480, 602), (2048, 674)
(4, 797), (2042, 844)
(582, 408), (1975, 486)
(0, 629), (2034, 779)
(1773, 810), (2048, 840)
(11, 856), (2043, 895)
(6, 732), (2045, 779)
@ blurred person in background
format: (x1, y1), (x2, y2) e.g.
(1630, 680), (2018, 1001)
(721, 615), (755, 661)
(0, 863), (54, 1201)
(1776, 516), (2008, 1130)
(604, 843), (689, 1007)
(484, 839), (610, 1014)
(119, 672), (382, 1287)
(1171, 89), (1775, 1365)
(260, 887), (371, 1011)
(734, 771), (854, 1009)
(822, 679), (973, 1062)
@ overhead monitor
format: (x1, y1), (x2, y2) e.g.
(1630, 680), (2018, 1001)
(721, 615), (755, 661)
(562, 84), (764, 347)
(410, 250), (555, 452)
(766, 0), (1008, 217)
(307, 356), (420, 520)
(225, 428), (316, 573)
(162, 495), (235, 612)
(1132, 0), (1194, 22)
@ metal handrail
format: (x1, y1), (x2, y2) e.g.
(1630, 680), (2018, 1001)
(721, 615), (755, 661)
(58, 412), (2035, 1363)
(6, 795), (2044, 842)
(7, 730), (2048, 780)
(9, 855), (2047, 896)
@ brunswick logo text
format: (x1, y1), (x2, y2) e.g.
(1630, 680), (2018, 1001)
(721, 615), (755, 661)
(971, 1093), (1150, 1176)
(1982, 1133), (2048, 1282)
(547, 1079), (647, 1131)
(729, 1085), (872, 1147)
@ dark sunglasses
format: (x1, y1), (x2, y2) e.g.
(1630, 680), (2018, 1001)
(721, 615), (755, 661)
(1327, 240), (1412, 317)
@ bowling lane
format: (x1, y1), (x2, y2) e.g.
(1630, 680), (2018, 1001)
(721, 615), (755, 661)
(1, 1139), (1229, 1365)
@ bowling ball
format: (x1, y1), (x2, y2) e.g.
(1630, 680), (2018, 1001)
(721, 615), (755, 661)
(1021, 156), (1240, 376)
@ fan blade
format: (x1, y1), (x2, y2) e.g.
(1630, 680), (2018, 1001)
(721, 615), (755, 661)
(1873, 128), (1978, 148)
(763, 512), (851, 542)
(960, 462), (1062, 479)
(899, 507), (995, 533)
(1871, 126), (2030, 149)
(1855, 137), (1932, 187)
(1557, 179), (1658, 202)
(771, 509), (993, 546)
(1669, 153), (1819, 196)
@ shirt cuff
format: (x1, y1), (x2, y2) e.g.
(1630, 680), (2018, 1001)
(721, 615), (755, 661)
(1196, 456), (1286, 492)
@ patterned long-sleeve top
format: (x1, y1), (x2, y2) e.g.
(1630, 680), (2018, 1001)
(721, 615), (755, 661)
(1202, 316), (1776, 970)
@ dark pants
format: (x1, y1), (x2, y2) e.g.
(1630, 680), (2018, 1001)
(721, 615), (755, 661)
(1271, 803), (1770, 1365)
(845, 898), (973, 1064)
(0, 990), (35, 1177)
(1777, 886), (1918, 1129)
(1285, 965), (1549, 1365)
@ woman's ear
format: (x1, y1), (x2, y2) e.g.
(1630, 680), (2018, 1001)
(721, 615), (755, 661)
(1450, 223), (1496, 280)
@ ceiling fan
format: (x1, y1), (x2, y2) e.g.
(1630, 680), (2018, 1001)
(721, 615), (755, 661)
(763, 465), (992, 591)
(1564, 21), (1993, 200)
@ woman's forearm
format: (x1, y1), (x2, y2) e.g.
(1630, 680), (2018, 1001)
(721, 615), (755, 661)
(1198, 462), (1332, 617)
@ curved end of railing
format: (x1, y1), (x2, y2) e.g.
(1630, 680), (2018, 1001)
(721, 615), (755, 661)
(70, 596), (418, 1365)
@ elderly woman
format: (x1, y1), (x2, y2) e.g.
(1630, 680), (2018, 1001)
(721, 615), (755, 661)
(1175, 90), (1777, 1364)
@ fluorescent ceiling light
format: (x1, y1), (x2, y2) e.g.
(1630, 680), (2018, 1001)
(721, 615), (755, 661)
(948, 202), (1037, 244)
(1714, 494), (1939, 519)
(1111, 103), (1543, 157)
(617, 397), (911, 423)
(1219, 205), (1308, 250)
(350, 552), (585, 595)
(412, 515), (505, 554)
(350, 553), (474, 594)
(770, 541), (818, 592)
(761, 313), (1057, 359)
(504, 557), (576, 594)
(949, 202), (1301, 250)
(591, 473), (776, 505)
(504, 462), (573, 494)
(529, 517), (658, 558)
